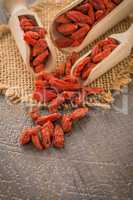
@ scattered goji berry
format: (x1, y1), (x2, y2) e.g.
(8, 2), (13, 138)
(61, 114), (72, 133)
(53, 125), (64, 148)
(19, 129), (31, 145)
(36, 113), (62, 126)
(29, 107), (40, 121)
(70, 108), (89, 121)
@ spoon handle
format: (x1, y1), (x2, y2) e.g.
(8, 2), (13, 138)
(124, 24), (133, 47)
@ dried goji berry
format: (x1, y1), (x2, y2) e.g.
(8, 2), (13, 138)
(33, 50), (49, 66)
(91, 44), (101, 58)
(84, 87), (104, 94)
(53, 125), (64, 148)
(92, 48), (111, 63)
(75, 3), (91, 14)
(31, 133), (43, 150)
(41, 124), (51, 149)
(62, 91), (77, 100)
(61, 114), (72, 133)
(55, 14), (71, 24)
(71, 25), (90, 41)
(24, 31), (39, 46)
(29, 107), (40, 121)
(48, 96), (65, 113)
(66, 10), (92, 25)
(32, 89), (44, 102)
(32, 39), (47, 57)
(95, 10), (104, 20)
(87, 3), (95, 24)
(71, 39), (83, 47)
(81, 63), (96, 80)
(43, 89), (57, 103)
(49, 77), (82, 91)
(70, 107), (89, 121)
(55, 36), (73, 48)
(57, 23), (78, 36)
(29, 126), (44, 150)
(34, 64), (45, 73)
(33, 27), (46, 38)
(19, 129), (31, 145)
(34, 79), (45, 89)
(70, 52), (80, 65)
(73, 56), (91, 77)
(36, 112), (62, 126)
(90, 0), (105, 11)
(106, 1), (116, 12)
(43, 121), (54, 138)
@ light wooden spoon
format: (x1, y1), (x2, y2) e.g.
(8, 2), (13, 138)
(50, 0), (133, 53)
(71, 24), (133, 85)
(9, 2), (56, 76)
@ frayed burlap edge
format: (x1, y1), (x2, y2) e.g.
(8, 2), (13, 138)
(0, 0), (133, 108)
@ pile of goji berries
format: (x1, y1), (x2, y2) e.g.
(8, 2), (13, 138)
(55, 0), (123, 48)
(18, 3), (120, 151)
(19, 52), (104, 150)
(19, 15), (49, 73)
(73, 37), (119, 80)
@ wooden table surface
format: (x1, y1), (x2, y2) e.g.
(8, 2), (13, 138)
(0, 1), (133, 200)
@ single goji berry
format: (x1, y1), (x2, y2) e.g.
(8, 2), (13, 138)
(81, 63), (96, 80)
(71, 25), (90, 41)
(48, 96), (65, 113)
(55, 36), (73, 48)
(73, 56), (91, 77)
(61, 114), (72, 133)
(36, 112), (62, 126)
(34, 64), (45, 73)
(57, 23), (78, 36)
(75, 3), (91, 14)
(95, 10), (105, 20)
(19, 129), (31, 145)
(31, 134), (43, 150)
(43, 121), (54, 138)
(33, 50), (49, 66)
(41, 124), (51, 149)
(90, 0), (105, 11)
(66, 10), (92, 25)
(55, 14), (71, 24)
(43, 89), (57, 103)
(32, 89), (44, 102)
(53, 125), (64, 148)
(32, 39), (48, 57)
(70, 107), (89, 121)
(49, 77), (82, 91)
(29, 107), (40, 121)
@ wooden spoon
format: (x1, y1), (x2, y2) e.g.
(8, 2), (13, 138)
(50, 0), (133, 53)
(9, 2), (56, 76)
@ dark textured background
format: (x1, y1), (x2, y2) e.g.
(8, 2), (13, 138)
(0, 1), (133, 199)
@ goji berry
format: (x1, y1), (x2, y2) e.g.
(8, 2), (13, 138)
(53, 125), (64, 148)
